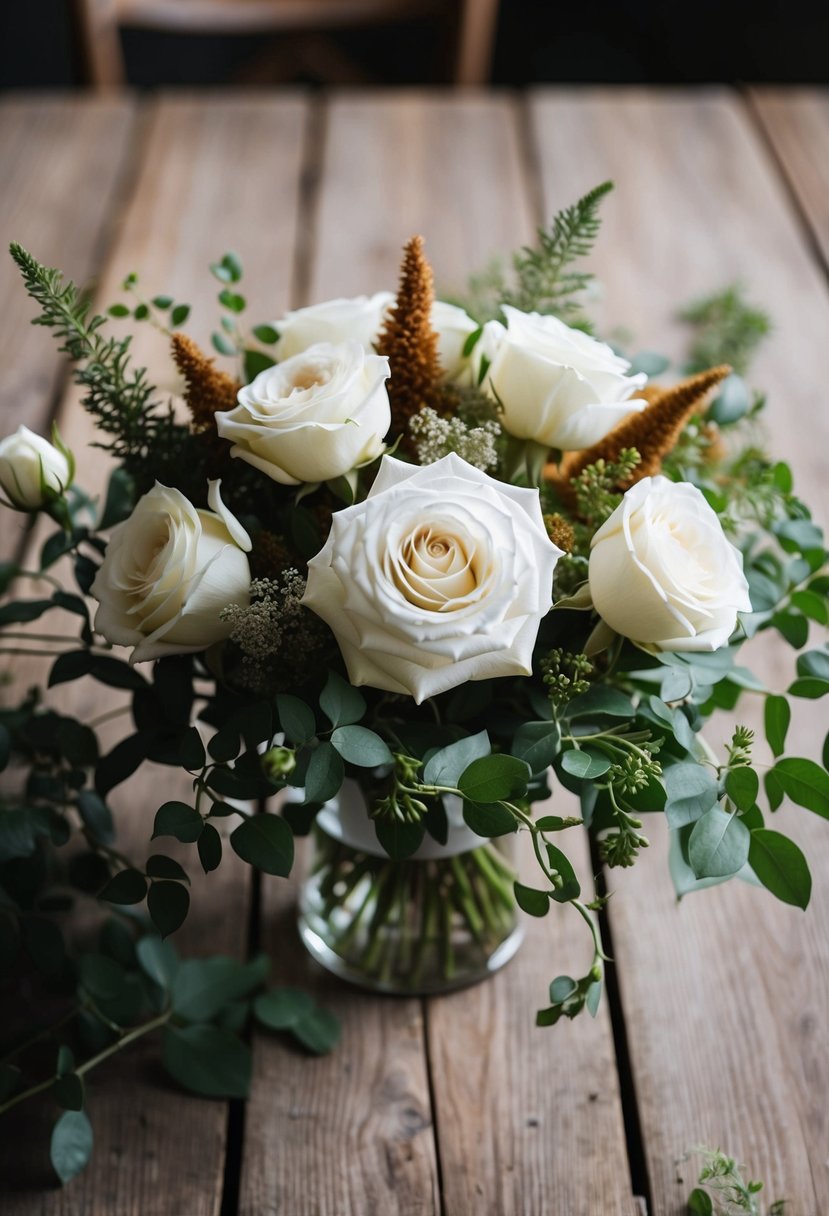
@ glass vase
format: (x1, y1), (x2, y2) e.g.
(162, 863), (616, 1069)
(297, 778), (524, 995)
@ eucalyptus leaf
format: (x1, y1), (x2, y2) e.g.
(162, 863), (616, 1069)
(688, 808), (750, 879)
(458, 754), (530, 803)
(230, 813), (294, 875)
(331, 725), (393, 768)
(319, 671), (366, 728)
(162, 1024), (251, 1098)
(50, 1109), (93, 1184)
(424, 731), (490, 788)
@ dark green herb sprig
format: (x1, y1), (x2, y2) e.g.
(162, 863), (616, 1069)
(680, 285), (772, 376)
(683, 1146), (787, 1215)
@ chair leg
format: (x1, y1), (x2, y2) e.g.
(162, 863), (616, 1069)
(71, 0), (126, 88)
(454, 0), (500, 86)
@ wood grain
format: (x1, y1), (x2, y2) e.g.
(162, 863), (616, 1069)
(530, 88), (829, 1213)
(0, 96), (136, 561)
(751, 88), (829, 273)
(1, 94), (308, 1214)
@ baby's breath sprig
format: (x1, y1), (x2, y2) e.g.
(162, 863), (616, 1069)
(221, 570), (326, 693)
(409, 406), (500, 471)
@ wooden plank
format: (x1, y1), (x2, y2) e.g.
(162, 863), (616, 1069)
(237, 92), (636, 1216)
(0, 94), (309, 1212)
(751, 88), (829, 273)
(530, 87), (829, 1212)
(0, 96), (136, 560)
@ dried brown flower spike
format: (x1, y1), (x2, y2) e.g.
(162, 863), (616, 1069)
(171, 332), (239, 434)
(377, 235), (443, 448)
(548, 364), (731, 506)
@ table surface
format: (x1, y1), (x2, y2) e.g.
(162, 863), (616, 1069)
(0, 87), (827, 1216)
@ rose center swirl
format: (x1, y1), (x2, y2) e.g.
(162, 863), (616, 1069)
(391, 523), (480, 611)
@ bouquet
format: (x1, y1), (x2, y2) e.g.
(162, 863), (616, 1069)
(1, 182), (827, 1181)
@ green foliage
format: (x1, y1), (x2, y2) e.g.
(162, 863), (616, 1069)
(683, 1147), (786, 1215)
(501, 181), (615, 324)
(680, 285), (772, 376)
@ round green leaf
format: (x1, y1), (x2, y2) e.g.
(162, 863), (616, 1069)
(50, 1109), (93, 1184)
(319, 670), (366, 728)
(663, 763), (719, 828)
(146, 854), (189, 882)
(162, 1024), (251, 1098)
(374, 817), (426, 859)
(78, 952), (125, 1001)
(252, 323), (279, 345)
(254, 987), (315, 1031)
(230, 813), (294, 876)
(136, 934), (179, 990)
(303, 741), (344, 804)
(749, 829), (812, 909)
(688, 808), (750, 879)
(461, 802), (516, 838)
(147, 881), (190, 939)
(560, 749), (611, 780)
(276, 694), (316, 745)
(291, 1007), (341, 1056)
(423, 731), (490, 788)
(458, 754), (530, 803)
(152, 801), (203, 843)
(330, 725), (393, 768)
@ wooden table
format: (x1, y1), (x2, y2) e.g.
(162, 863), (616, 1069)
(1, 88), (827, 1216)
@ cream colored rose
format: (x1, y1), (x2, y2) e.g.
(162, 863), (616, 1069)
(273, 294), (393, 361)
(216, 341), (390, 487)
(588, 475), (751, 651)
(91, 480), (252, 663)
(0, 426), (72, 509)
(303, 453), (562, 703)
(481, 306), (647, 450)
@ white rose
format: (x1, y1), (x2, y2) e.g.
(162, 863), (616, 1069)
(303, 453), (562, 703)
(217, 341), (391, 487)
(481, 306), (647, 450)
(430, 301), (480, 382)
(0, 426), (72, 510)
(91, 480), (252, 663)
(588, 475), (751, 651)
(273, 294), (393, 361)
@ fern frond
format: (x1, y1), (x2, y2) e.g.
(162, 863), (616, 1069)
(501, 180), (614, 323)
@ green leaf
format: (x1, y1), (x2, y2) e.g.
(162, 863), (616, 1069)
(162, 1025), (251, 1098)
(423, 731), (490, 787)
(146, 854), (189, 882)
(707, 373), (750, 424)
(663, 763), (719, 828)
(230, 813), (294, 876)
(374, 817), (426, 860)
(253, 987), (314, 1030)
(219, 288), (246, 314)
(788, 678), (829, 699)
(688, 1188), (714, 1216)
(179, 726), (206, 771)
(243, 349), (275, 381)
(172, 955), (268, 1022)
(629, 350), (670, 377)
(775, 517), (824, 554)
(197, 822), (223, 873)
(0, 598), (54, 625)
(170, 303), (190, 327)
(790, 589), (829, 625)
(78, 952), (125, 1001)
(749, 829), (811, 909)
(331, 725), (393, 768)
(725, 767), (759, 813)
(765, 768), (785, 813)
(211, 331), (236, 357)
(53, 1072), (84, 1111)
(50, 1109), (93, 1184)
(136, 935), (179, 990)
(772, 611), (809, 649)
(510, 721), (561, 774)
(108, 303), (129, 317)
(303, 741), (344, 804)
(688, 808), (750, 879)
(148, 881), (190, 939)
(545, 843), (581, 902)
(513, 882), (549, 916)
(99, 466), (135, 529)
(152, 801), (203, 843)
(458, 754), (530, 803)
(319, 671), (366, 728)
(276, 694), (316, 745)
(797, 648), (829, 681)
(462, 801), (516, 837)
(222, 251), (243, 282)
(291, 1007), (341, 1056)
(72, 789), (111, 842)
(565, 687), (634, 719)
(772, 757), (829, 818)
(152, 295), (173, 310)
(252, 323), (279, 345)
(560, 748), (611, 780)
(99, 868), (147, 905)
(133, 303), (149, 321)
(764, 695), (791, 758)
(95, 732), (154, 796)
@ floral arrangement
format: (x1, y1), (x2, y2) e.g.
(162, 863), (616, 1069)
(1, 182), (827, 1182)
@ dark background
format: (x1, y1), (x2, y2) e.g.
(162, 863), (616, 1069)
(2, 0), (828, 88)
